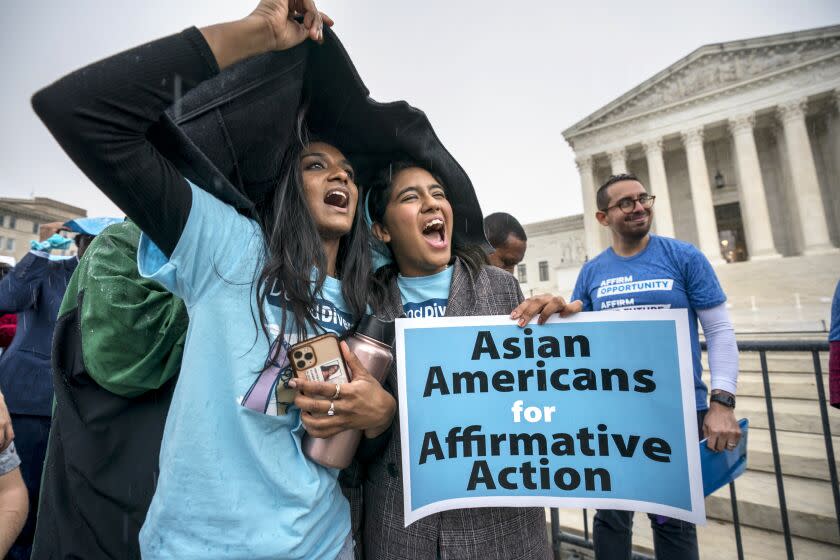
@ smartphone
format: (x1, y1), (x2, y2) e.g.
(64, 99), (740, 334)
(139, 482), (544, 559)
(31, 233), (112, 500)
(288, 333), (351, 401)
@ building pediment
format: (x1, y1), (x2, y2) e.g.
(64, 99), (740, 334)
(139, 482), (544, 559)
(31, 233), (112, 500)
(564, 25), (840, 139)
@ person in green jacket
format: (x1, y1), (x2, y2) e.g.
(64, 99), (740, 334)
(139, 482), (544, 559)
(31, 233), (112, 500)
(31, 220), (188, 560)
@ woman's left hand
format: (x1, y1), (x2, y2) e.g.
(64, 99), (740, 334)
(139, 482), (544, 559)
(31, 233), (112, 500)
(510, 294), (583, 327)
(292, 341), (396, 439)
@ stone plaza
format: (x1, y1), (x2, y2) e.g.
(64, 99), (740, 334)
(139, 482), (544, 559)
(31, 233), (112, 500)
(521, 25), (840, 559)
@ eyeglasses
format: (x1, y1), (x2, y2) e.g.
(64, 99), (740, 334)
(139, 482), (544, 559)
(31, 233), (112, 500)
(603, 194), (656, 214)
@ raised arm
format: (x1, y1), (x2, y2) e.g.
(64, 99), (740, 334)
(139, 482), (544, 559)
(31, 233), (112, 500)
(0, 252), (45, 315)
(31, 1), (328, 256)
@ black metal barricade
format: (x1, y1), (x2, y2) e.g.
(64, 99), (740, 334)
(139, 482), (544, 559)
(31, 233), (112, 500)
(550, 339), (835, 560)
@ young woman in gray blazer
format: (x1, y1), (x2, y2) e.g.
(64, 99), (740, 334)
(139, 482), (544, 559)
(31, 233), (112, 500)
(355, 161), (580, 560)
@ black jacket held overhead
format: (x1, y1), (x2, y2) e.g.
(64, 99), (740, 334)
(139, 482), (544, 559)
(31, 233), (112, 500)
(32, 26), (490, 257)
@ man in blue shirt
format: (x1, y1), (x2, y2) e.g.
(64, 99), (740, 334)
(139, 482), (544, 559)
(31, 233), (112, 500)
(572, 174), (741, 560)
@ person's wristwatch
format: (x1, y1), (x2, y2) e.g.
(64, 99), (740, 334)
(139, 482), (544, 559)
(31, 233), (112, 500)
(710, 391), (736, 408)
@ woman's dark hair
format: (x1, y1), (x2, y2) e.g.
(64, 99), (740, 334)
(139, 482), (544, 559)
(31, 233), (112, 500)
(367, 161), (485, 311)
(252, 108), (371, 357)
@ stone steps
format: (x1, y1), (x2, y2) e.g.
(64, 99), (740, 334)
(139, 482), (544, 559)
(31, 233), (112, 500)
(707, 470), (839, 545)
(747, 427), (840, 481)
(736, 371), (829, 400)
(712, 254), (839, 312)
(550, 342), (839, 556)
(551, 508), (840, 559)
(552, 468), (840, 549)
(702, 353), (828, 375)
(736, 395), (839, 435)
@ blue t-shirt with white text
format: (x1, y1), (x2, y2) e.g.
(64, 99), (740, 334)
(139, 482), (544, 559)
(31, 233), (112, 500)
(572, 235), (726, 410)
(137, 183), (350, 560)
(399, 266), (453, 318)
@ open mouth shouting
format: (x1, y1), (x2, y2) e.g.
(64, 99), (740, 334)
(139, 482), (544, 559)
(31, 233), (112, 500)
(324, 188), (350, 211)
(421, 216), (448, 249)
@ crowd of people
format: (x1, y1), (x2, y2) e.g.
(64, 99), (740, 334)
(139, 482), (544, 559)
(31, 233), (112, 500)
(1, 1), (836, 559)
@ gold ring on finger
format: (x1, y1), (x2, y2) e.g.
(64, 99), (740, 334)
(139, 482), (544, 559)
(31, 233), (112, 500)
(332, 383), (341, 400)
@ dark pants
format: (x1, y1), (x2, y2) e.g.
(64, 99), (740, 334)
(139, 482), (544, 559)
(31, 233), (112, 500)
(593, 410), (706, 560)
(7, 414), (50, 560)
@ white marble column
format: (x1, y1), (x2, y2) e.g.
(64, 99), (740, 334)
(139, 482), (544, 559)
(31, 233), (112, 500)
(642, 138), (675, 238)
(608, 149), (627, 175)
(728, 114), (781, 260)
(575, 155), (602, 259)
(681, 127), (724, 264)
(603, 149), (629, 247)
(778, 99), (836, 254)
(833, 90), (840, 179)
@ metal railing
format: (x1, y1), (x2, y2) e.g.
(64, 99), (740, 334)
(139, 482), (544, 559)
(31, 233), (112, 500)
(550, 339), (836, 560)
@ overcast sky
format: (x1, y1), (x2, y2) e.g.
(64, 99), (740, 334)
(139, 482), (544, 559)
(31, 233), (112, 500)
(3, 1), (839, 224)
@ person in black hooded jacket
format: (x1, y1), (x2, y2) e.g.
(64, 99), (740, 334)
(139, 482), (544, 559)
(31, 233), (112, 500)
(32, 2), (395, 558)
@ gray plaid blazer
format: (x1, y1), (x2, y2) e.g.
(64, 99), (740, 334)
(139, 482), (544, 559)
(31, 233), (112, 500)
(343, 259), (550, 560)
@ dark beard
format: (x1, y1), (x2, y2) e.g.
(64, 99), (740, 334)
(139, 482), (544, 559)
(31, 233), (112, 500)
(620, 212), (652, 240)
(623, 226), (650, 241)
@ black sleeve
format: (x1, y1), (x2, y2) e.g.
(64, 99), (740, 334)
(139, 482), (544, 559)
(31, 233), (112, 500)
(356, 423), (393, 462)
(31, 27), (220, 256)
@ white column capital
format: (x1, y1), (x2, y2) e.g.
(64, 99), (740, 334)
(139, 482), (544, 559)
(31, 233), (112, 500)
(607, 147), (626, 162)
(777, 98), (808, 123)
(607, 148), (627, 176)
(681, 127), (705, 147)
(642, 138), (664, 155)
(574, 155), (594, 173)
(728, 113), (756, 136)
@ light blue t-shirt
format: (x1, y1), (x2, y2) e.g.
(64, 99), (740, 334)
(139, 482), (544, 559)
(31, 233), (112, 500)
(831, 280), (840, 342)
(137, 183), (350, 560)
(399, 266), (453, 318)
(572, 235), (726, 410)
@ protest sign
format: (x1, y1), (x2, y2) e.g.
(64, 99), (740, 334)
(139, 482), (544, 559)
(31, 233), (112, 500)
(395, 309), (705, 526)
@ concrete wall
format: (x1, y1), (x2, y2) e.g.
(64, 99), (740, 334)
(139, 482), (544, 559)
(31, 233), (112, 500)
(0, 215), (62, 262)
(0, 205), (83, 263)
(518, 218), (586, 297)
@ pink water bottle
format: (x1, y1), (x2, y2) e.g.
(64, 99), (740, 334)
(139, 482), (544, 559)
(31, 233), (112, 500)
(303, 316), (395, 468)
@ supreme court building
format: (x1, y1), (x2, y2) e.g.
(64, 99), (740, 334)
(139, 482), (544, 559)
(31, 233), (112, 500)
(562, 25), (840, 267)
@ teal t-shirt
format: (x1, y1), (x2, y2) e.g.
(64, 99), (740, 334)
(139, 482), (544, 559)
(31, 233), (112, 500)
(137, 183), (350, 560)
(399, 266), (453, 318)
